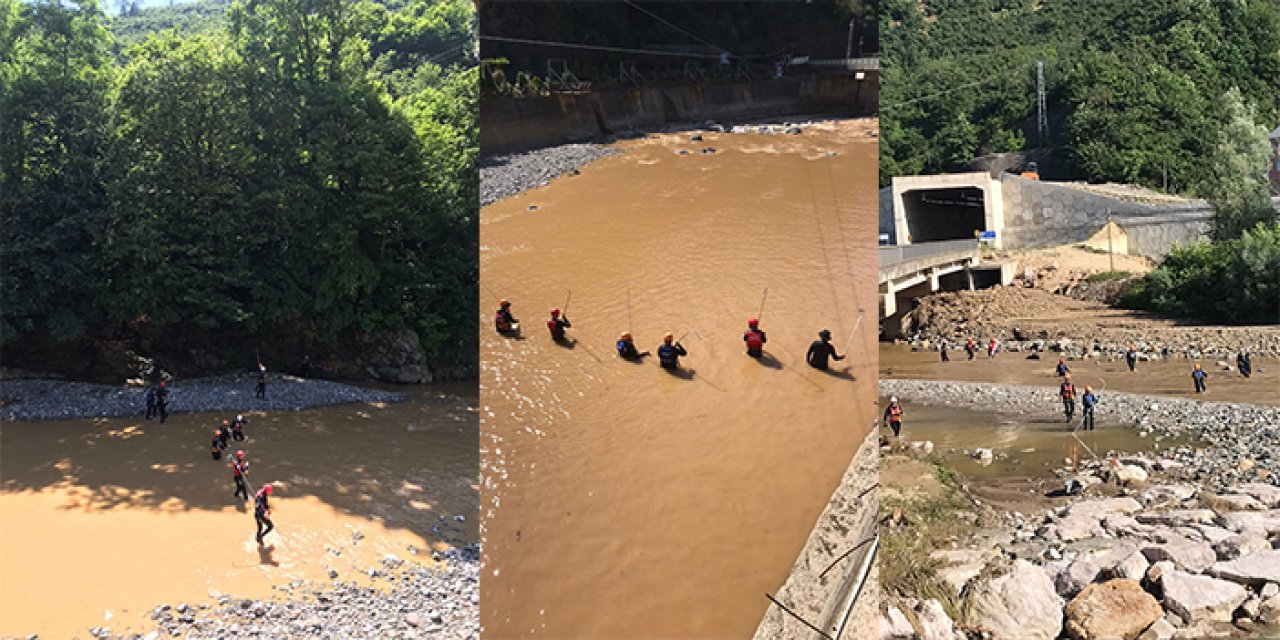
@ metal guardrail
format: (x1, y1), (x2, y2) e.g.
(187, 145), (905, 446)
(806, 57), (879, 71)
(878, 239), (980, 268)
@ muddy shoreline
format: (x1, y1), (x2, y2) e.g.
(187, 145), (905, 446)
(0, 374), (406, 422)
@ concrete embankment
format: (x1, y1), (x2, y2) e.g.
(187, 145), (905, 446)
(480, 74), (877, 154)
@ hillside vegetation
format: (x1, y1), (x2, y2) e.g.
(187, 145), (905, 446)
(0, 0), (478, 379)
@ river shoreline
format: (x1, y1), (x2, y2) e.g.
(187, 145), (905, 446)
(0, 374), (406, 422)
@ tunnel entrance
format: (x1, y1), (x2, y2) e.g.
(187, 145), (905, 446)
(902, 187), (987, 243)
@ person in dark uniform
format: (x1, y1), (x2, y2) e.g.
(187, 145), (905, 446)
(1056, 357), (1070, 377)
(547, 308), (571, 341)
(495, 300), (518, 333)
(254, 484), (274, 544)
(1192, 362), (1208, 393)
(217, 421), (231, 448)
(1081, 385), (1098, 431)
(156, 381), (170, 423)
(1125, 345), (1138, 373)
(231, 450), (251, 501)
(657, 333), (687, 370)
(255, 363), (267, 399)
(1238, 349), (1253, 379)
(806, 329), (844, 371)
(939, 342), (949, 362)
(232, 414), (247, 441)
(616, 332), (649, 360)
(743, 318), (767, 357)
(211, 430), (226, 460)
(144, 386), (158, 420)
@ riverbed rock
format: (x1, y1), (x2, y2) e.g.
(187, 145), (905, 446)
(1207, 549), (1280, 586)
(880, 606), (914, 639)
(1142, 541), (1217, 573)
(1217, 511), (1280, 534)
(1064, 579), (1162, 640)
(1212, 533), (1270, 561)
(1141, 484), (1198, 505)
(1229, 483), (1280, 508)
(930, 549), (992, 596)
(917, 599), (960, 640)
(973, 560), (1063, 639)
(1209, 493), (1265, 511)
(1135, 510), (1216, 527)
(1159, 571), (1248, 622)
(1072, 497), (1144, 519)
(1136, 617), (1176, 640)
(1114, 464), (1149, 485)
(1170, 620), (1238, 639)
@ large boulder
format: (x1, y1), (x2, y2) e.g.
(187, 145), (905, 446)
(1207, 549), (1280, 586)
(1135, 510), (1216, 527)
(1064, 579), (1163, 640)
(1212, 533), (1270, 561)
(973, 560), (1063, 639)
(1141, 541), (1216, 573)
(1216, 510), (1280, 534)
(1159, 571), (1248, 623)
(930, 549), (993, 597)
(1229, 483), (1280, 508)
(355, 330), (432, 384)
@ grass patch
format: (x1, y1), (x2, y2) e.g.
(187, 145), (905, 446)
(1084, 270), (1133, 282)
(880, 456), (979, 625)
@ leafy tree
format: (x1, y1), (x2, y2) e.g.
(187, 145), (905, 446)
(0, 0), (114, 342)
(1201, 88), (1276, 240)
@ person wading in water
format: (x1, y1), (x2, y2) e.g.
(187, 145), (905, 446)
(806, 329), (845, 371)
(254, 484), (275, 545)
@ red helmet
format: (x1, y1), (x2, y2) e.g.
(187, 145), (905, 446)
(499, 299), (510, 308)
(262, 484), (273, 494)
(550, 308), (560, 317)
(159, 381), (166, 388)
(748, 318), (759, 328)
(236, 450), (245, 458)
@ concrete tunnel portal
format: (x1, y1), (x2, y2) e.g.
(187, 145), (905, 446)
(900, 187), (987, 243)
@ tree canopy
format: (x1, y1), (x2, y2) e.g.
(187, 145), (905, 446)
(1, 0), (478, 375)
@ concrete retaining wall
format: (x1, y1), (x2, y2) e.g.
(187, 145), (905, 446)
(480, 73), (878, 153)
(999, 175), (1213, 258)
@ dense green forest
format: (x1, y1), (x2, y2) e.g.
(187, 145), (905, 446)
(880, 0), (1280, 193)
(0, 0), (478, 379)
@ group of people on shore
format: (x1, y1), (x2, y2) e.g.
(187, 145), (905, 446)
(495, 299), (850, 372)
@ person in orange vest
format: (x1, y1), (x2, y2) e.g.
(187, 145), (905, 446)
(547, 308), (571, 341)
(231, 450), (251, 501)
(1059, 374), (1077, 422)
(883, 397), (904, 437)
(495, 300), (518, 333)
(743, 318), (767, 357)
(254, 484), (275, 545)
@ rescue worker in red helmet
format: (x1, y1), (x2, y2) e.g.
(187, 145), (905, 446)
(743, 317), (767, 357)
(495, 300), (518, 333)
(254, 484), (275, 544)
(547, 307), (572, 341)
(231, 450), (251, 501)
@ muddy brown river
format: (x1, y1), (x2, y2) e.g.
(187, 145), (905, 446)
(881, 344), (1279, 406)
(480, 119), (879, 638)
(0, 385), (477, 638)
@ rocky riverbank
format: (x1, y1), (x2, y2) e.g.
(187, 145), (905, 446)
(0, 374), (405, 422)
(879, 378), (1280, 638)
(81, 546), (480, 640)
(901, 287), (1280, 360)
(480, 143), (617, 206)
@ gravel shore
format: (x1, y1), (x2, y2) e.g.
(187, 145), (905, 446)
(480, 143), (617, 206)
(83, 546), (480, 640)
(0, 374), (405, 422)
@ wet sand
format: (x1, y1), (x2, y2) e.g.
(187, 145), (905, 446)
(0, 385), (477, 638)
(881, 343), (1279, 406)
(480, 119), (879, 638)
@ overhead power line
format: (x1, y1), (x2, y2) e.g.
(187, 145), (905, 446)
(480, 34), (726, 59)
(623, 1), (724, 52)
